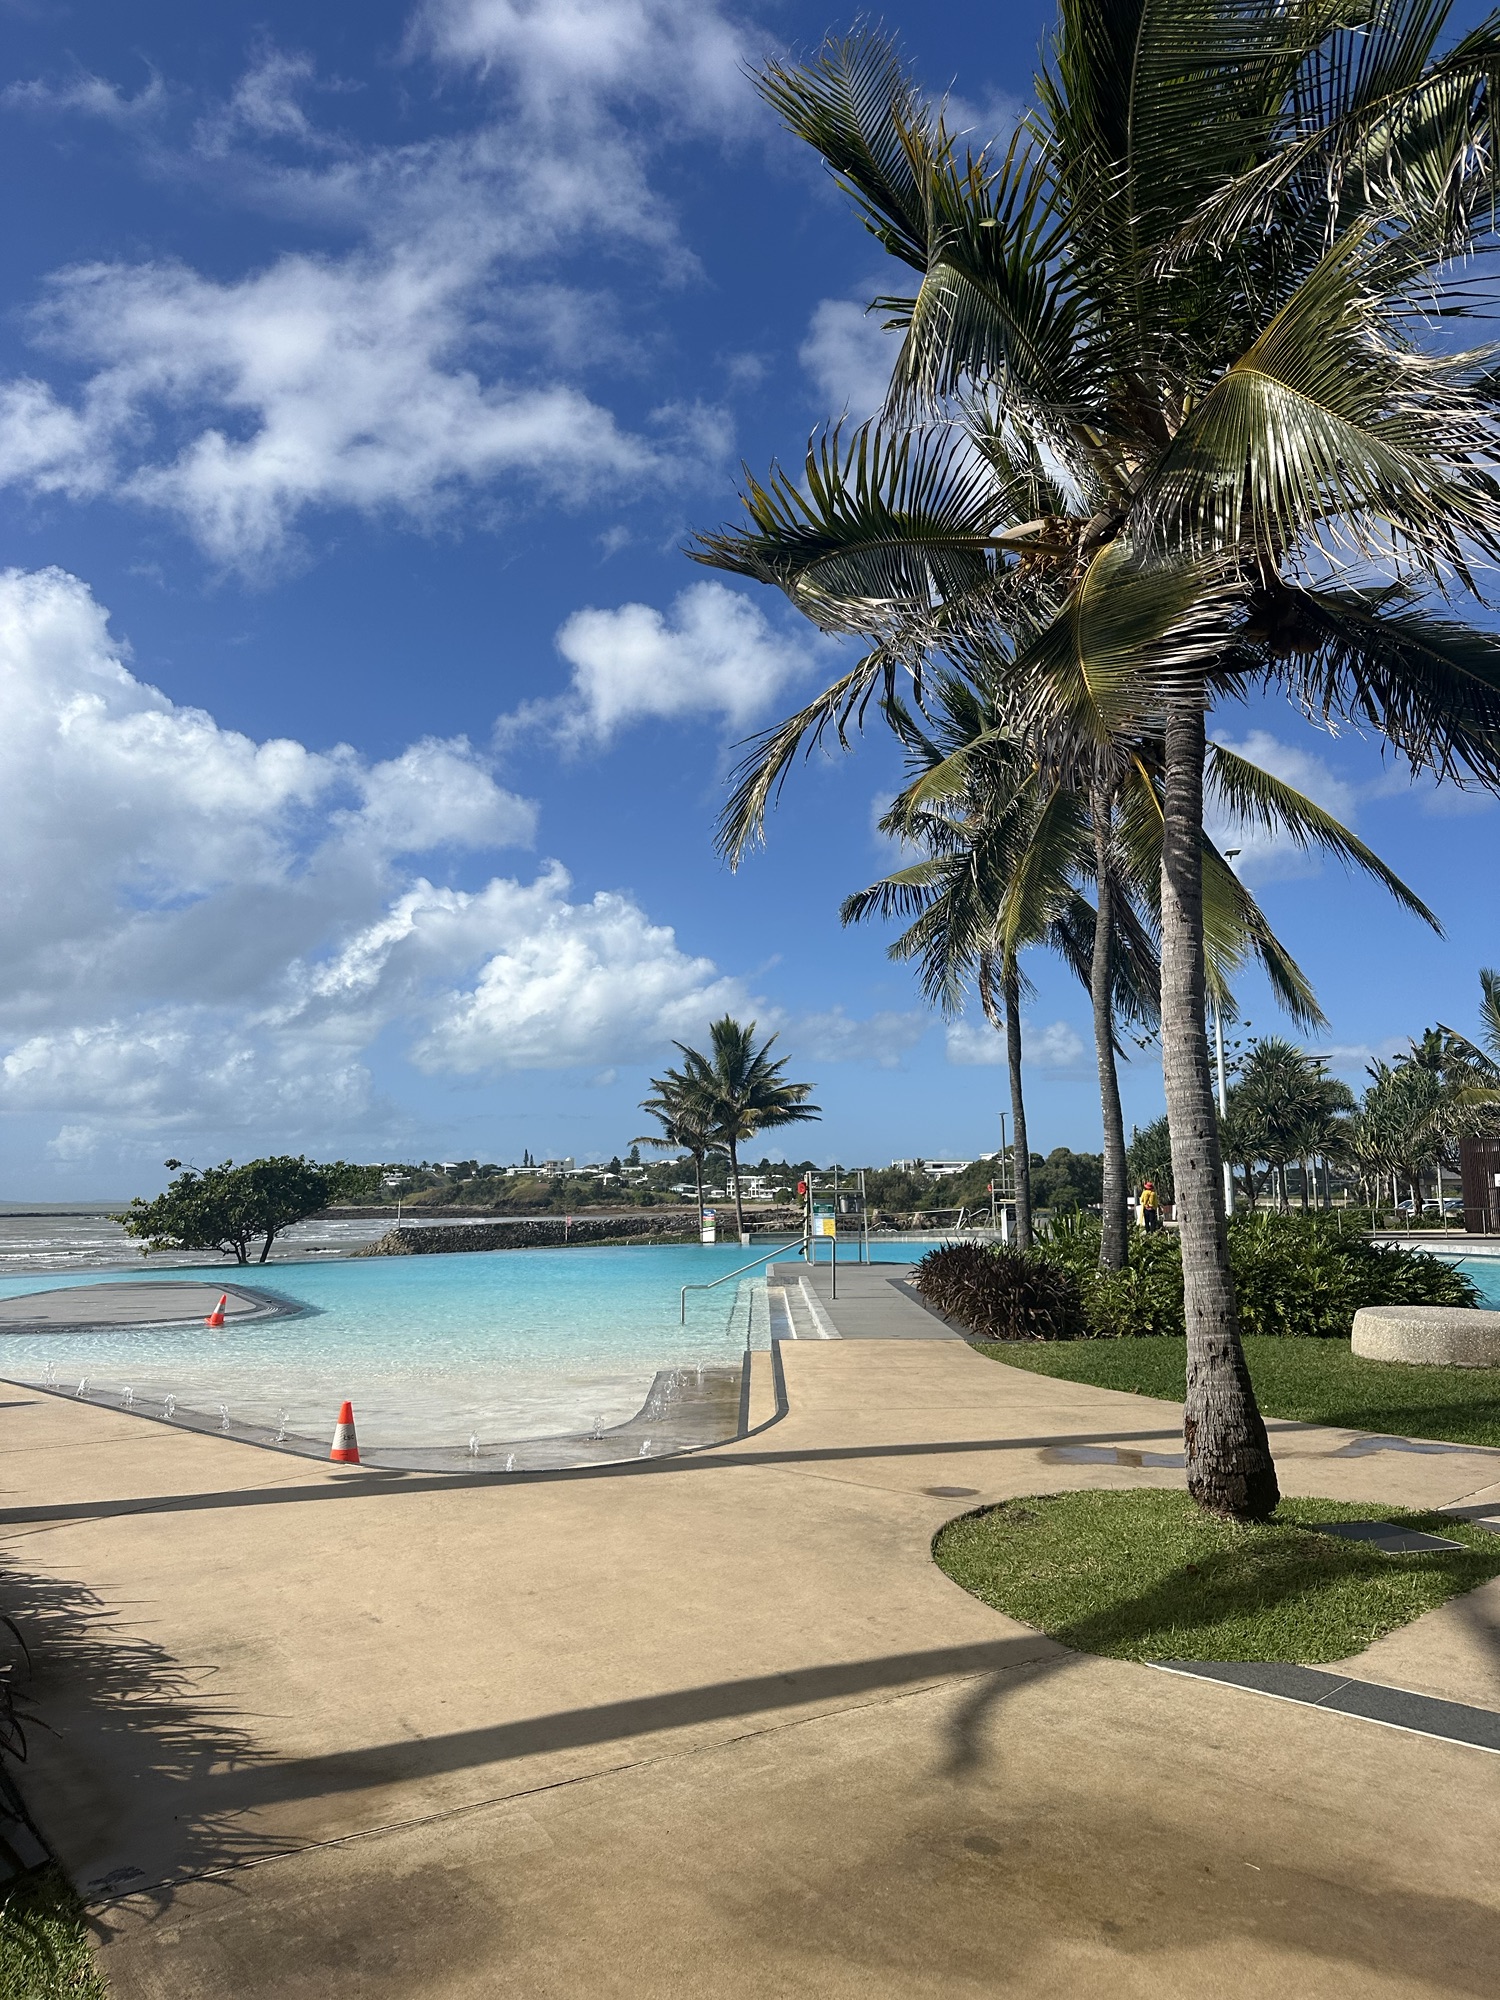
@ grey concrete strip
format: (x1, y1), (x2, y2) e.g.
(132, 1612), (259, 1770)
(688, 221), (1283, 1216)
(0, 1281), (293, 1331)
(1311, 1520), (1466, 1553)
(1151, 1660), (1500, 1753)
(780, 1262), (964, 1340)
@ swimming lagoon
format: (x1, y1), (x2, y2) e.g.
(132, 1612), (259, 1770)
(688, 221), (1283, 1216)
(0, 1240), (1493, 1456)
(0, 1241), (914, 1451)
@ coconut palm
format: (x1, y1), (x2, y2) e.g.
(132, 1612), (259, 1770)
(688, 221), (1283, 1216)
(675, 1018), (820, 1238)
(635, 1068), (724, 1234)
(1229, 1038), (1355, 1211)
(847, 675), (1434, 1267)
(1439, 968), (1500, 1118)
(694, 11), (1500, 1518)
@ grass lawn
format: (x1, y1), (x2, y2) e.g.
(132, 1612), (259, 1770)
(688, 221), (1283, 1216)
(933, 1490), (1500, 1662)
(0, 1868), (102, 1999)
(975, 1334), (1500, 1448)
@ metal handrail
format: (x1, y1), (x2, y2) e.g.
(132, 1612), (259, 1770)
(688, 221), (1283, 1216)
(680, 1238), (804, 1323)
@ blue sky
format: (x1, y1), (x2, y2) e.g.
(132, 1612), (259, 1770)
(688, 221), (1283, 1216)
(0, 0), (1494, 1197)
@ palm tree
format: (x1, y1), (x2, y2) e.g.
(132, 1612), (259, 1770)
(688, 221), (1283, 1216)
(675, 1018), (820, 1238)
(1230, 1039), (1355, 1212)
(694, 13), (1500, 1518)
(847, 677), (1432, 1268)
(635, 1067), (723, 1235)
(1439, 969), (1500, 1119)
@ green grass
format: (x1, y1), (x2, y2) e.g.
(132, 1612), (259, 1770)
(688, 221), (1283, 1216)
(933, 1490), (1500, 1663)
(975, 1333), (1500, 1448)
(0, 1869), (103, 2000)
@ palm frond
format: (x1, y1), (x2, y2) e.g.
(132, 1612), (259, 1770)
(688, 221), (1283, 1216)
(1206, 738), (1442, 930)
(757, 34), (935, 271)
(1138, 219), (1500, 566)
(1259, 583), (1500, 786)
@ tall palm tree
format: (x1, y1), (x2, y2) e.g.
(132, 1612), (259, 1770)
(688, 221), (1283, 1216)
(635, 1067), (723, 1235)
(1230, 1038), (1355, 1211)
(675, 1018), (820, 1238)
(848, 677), (1433, 1268)
(1439, 968), (1500, 1117)
(694, 12), (1500, 1518)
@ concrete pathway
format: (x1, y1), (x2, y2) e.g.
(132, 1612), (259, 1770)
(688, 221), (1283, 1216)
(5, 1332), (1500, 1998)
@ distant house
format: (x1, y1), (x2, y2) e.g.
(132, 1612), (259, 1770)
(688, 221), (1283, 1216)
(891, 1158), (973, 1179)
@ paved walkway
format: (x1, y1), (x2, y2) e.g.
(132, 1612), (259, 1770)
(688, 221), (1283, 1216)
(5, 1333), (1500, 1998)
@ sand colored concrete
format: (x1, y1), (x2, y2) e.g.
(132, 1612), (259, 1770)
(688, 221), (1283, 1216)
(3, 1338), (1499, 1999)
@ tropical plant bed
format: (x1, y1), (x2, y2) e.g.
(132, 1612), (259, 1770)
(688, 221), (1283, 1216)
(975, 1334), (1500, 1450)
(0, 1867), (103, 2000)
(933, 1490), (1500, 1664)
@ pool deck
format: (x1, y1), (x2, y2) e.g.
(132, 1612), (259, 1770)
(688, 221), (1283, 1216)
(6, 1330), (1500, 1998)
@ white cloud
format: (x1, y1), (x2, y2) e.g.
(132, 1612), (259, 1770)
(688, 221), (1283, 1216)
(511, 581), (822, 747)
(942, 88), (1024, 155)
(800, 298), (902, 419)
(946, 1019), (1088, 1073)
(0, 13), (757, 566)
(1306, 1038), (1405, 1079)
(793, 1007), (927, 1069)
(1206, 729), (1361, 885)
(416, 0), (753, 129)
(2, 69), (168, 126)
(3, 250), (664, 565)
(0, 566), (895, 1160)
(405, 867), (750, 1071)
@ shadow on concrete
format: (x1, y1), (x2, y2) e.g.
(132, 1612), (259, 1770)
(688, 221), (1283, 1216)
(0, 1427), (1196, 1531)
(180, 1635), (1070, 1831)
(0, 1553), (281, 1907)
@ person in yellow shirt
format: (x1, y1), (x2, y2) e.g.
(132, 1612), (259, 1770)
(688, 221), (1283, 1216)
(1140, 1180), (1161, 1232)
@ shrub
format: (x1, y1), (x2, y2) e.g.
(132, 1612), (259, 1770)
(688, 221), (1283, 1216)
(1023, 1209), (1477, 1341)
(1227, 1211), (1479, 1337)
(912, 1241), (1084, 1340)
(1037, 1213), (1185, 1337)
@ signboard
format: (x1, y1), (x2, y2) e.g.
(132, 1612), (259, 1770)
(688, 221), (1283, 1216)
(700, 1207), (716, 1245)
(811, 1199), (837, 1239)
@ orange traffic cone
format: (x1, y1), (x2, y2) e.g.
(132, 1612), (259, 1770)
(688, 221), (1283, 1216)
(205, 1293), (228, 1328)
(330, 1400), (360, 1464)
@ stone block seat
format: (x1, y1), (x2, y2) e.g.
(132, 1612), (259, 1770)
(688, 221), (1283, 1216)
(1352, 1303), (1500, 1368)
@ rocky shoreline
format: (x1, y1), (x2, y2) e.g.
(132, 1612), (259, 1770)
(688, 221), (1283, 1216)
(362, 1211), (805, 1254)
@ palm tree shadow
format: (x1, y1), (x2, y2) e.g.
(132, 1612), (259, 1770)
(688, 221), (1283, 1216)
(935, 1506), (1500, 1776)
(1, 1553), (279, 1930)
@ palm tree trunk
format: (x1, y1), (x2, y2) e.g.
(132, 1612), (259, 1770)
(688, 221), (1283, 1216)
(693, 1150), (705, 1234)
(1160, 691), (1278, 1522)
(1091, 778), (1127, 1272)
(1298, 1159), (1309, 1213)
(1002, 963), (1033, 1250)
(728, 1137), (746, 1239)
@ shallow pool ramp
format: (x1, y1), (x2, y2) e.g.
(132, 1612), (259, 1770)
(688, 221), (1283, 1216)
(766, 1271), (839, 1340)
(17, 1357), (750, 1474)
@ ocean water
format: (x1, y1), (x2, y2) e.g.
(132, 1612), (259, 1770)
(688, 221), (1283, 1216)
(0, 1241), (914, 1446)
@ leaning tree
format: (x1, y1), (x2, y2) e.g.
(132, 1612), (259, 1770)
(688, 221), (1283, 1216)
(694, 7), (1500, 1518)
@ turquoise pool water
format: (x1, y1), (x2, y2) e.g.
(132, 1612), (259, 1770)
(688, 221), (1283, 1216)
(1458, 1256), (1500, 1306)
(0, 1241), (915, 1448)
